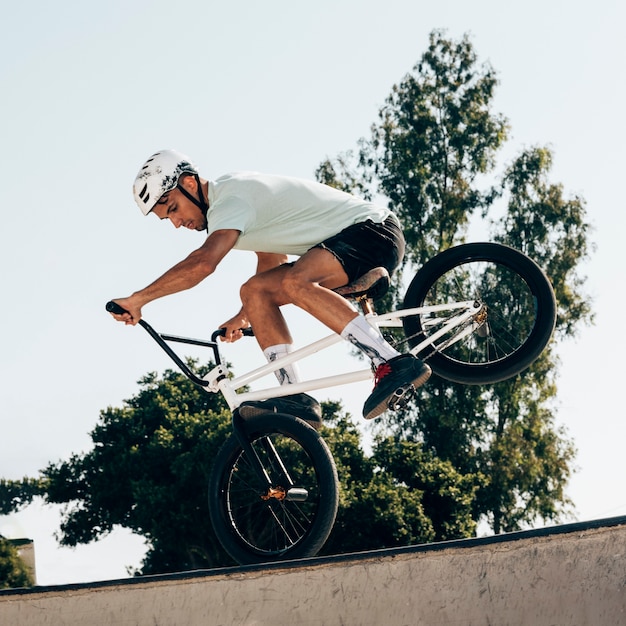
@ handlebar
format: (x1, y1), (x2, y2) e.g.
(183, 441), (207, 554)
(211, 327), (255, 342)
(105, 301), (131, 316)
(105, 301), (254, 387)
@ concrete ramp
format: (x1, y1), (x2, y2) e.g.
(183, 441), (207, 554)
(1, 516), (625, 625)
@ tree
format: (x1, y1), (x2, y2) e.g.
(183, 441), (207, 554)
(321, 404), (477, 555)
(0, 477), (46, 516)
(496, 146), (593, 337)
(0, 538), (33, 589)
(318, 30), (508, 266)
(8, 372), (477, 575)
(472, 146), (591, 532)
(318, 30), (592, 533)
(42, 362), (235, 573)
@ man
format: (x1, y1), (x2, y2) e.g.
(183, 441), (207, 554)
(110, 149), (431, 426)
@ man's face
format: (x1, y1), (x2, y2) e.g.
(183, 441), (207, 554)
(151, 186), (207, 231)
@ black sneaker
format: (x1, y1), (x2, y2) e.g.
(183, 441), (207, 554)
(238, 393), (323, 430)
(362, 354), (431, 420)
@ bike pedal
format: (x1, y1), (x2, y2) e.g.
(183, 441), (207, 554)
(388, 384), (415, 411)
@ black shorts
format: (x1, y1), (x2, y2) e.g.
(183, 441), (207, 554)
(314, 214), (405, 283)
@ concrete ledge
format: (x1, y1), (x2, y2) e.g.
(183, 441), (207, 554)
(2, 516), (625, 625)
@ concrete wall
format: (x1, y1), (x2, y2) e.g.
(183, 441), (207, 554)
(1, 517), (625, 625)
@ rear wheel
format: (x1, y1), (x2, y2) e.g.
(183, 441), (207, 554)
(401, 243), (556, 384)
(208, 413), (339, 565)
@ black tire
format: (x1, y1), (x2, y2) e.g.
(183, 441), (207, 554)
(401, 243), (556, 384)
(208, 413), (339, 565)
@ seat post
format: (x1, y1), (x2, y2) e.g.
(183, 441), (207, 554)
(355, 295), (375, 316)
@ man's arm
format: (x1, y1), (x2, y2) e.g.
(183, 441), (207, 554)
(110, 229), (240, 325)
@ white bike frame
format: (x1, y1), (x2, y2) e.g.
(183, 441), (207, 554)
(202, 299), (484, 411)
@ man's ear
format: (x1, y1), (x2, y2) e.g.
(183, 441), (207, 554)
(178, 173), (198, 193)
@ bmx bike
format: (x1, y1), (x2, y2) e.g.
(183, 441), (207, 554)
(106, 242), (556, 565)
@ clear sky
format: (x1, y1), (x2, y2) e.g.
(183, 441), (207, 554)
(1, 0), (624, 585)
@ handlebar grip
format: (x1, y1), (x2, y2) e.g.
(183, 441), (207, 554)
(212, 327), (255, 341)
(106, 301), (128, 315)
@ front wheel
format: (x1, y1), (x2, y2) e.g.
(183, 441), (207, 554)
(208, 413), (339, 565)
(401, 243), (557, 385)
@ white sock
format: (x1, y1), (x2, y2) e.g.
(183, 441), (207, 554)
(340, 316), (401, 367)
(264, 344), (301, 385)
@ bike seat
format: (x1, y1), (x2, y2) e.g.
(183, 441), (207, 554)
(333, 267), (390, 300)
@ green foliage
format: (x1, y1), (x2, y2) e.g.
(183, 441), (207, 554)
(43, 361), (234, 573)
(495, 146), (594, 337)
(370, 30), (508, 264)
(0, 538), (33, 589)
(0, 478), (47, 515)
(319, 29), (592, 534)
(474, 368), (576, 533)
(36, 388), (481, 575)
(320, 408), (476, 555)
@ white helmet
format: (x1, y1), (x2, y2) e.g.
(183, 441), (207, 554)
(133, 150), (198, 215)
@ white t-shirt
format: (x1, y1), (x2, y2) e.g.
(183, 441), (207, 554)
(206, 172), (391, 256)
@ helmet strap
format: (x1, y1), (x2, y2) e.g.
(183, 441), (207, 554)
(176, 174), (209, 227)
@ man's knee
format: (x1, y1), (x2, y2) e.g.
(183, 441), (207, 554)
(240, 276), (257, 303)
(241, 272), (291, 305)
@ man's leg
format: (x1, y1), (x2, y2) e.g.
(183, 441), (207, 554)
(240, 247), (358, 349)
(241, 247), (430, 421)
(237, 256), (345, 427)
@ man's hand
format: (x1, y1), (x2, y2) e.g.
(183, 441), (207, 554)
(108, 296), (143, 326)
(219, 311), (250, 342)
